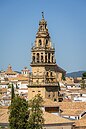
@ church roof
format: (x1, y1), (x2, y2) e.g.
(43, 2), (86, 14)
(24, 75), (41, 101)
(55, 64), (66, 73)
(5, 64), (17, 75)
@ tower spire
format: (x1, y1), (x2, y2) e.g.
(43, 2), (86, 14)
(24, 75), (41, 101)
(42, 12), (44, 19)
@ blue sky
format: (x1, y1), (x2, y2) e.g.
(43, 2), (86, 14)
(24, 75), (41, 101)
(0, 0), (86, 73)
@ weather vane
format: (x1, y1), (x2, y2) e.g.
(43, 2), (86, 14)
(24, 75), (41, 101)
(42, 12), (44, 19)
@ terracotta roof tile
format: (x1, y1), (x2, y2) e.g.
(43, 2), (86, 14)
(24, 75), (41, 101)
(0, 108), (9, 123)
(59, 102), (86, 110)
(43, 99), (59, 107)
(0, 88), (7, 93)
(9, 76), (29, 81)
(43, 111), (73, 124)
(61, 109), (84, 116)
(0, 107), (74, 125)
(74, 116), (86, 127)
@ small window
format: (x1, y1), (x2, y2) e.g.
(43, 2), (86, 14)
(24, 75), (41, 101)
(48, 94), (50, 97)
(46, 39), (48, 45)
(46, 72), (49, 77)
(51, 72), (53, 76)
(36, 80), (39, 83)
(39, 39), (42, 46)
(37, 53), (39, 63)
(45, 53), (47, 63)
(53, 92), (55, 97)
(42, 80), (44, 82)
(40, 26), (42, 30)
(38, 91), (41, 92)
(41, 56), (43, 62)
(32, 91), (35, 92)
(33, 56), (35, 62)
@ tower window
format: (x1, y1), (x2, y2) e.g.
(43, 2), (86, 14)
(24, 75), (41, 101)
(48, 53), (50, 63)
(52, 53), (54, 63)
(33, 56), (35, 63)
(50, 72), (53, 77)
(46, 39), (48, 45)
(52, 56), (54, 63)
(41, 56), (43, 62)
(42, 80), (44, 83)
(45, 53), (47, 63)
(46, 72), (49, 77)
(36, 80), (39, 83)
(53, 92), (55, 97)
(40, 26), (42, 31)
(48, 94), (50, 97)
(37, 53), (39, 63)
(39, 39), (42, 46)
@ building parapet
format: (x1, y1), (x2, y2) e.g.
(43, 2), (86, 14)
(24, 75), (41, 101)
(28, 83), (58, 87)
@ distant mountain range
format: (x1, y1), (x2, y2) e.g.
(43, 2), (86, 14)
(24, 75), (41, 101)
(66, 71), (86, 78)
(15, 71), (21, 74)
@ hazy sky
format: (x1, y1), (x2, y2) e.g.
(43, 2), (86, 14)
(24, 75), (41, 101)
(0, 0), (86, 73)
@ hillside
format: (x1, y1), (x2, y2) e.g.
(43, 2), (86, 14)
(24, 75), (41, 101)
(66, 71), (86, 78)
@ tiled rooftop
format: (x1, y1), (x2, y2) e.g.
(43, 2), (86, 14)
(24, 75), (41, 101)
(59, 102), (86, 110)
(61, 109), (85, 116)
(43, 111), (73, 124)
(74, 115), (86, 127)
(43, 98), (59, 107)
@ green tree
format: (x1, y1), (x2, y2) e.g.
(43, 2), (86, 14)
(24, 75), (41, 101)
(82, 72), (86, 78)
(28, 94), (44, 129)
(81, 72), (86, 89)
(62, 73), (65, 81)
(58, 82), (60, 97)
(9, 96), (29, 129)
(81, 79), (86, 89)
(58, 82), (61, 91)
(11, 83), (15, 100)
(8, 84), (11, 88)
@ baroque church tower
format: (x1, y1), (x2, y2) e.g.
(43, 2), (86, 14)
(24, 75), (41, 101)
(28, 13), (65, 101)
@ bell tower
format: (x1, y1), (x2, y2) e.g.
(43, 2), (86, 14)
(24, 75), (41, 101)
(28, 13), (59, 101)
